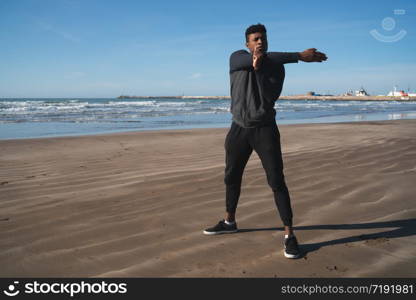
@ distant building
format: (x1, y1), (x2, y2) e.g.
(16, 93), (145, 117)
(355, 87), (369, 96)
(306, 91), (315, 96)
(387, 86), (408, 97)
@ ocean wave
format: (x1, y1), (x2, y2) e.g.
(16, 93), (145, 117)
(107, 100), (158, 106)
(2, 99), (416, 126)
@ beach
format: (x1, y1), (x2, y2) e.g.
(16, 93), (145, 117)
(1, 119), (415, 277)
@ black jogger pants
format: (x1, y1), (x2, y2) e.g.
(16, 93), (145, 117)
(224, 121), (293, 227)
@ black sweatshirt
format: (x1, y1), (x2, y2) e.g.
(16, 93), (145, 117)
(229, 50), (299, 128)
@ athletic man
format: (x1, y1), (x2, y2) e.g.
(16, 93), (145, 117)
(203, 23), (327, 259)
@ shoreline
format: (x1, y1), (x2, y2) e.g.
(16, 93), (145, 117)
(2, 117), (416, 141)
(118, 95), (416, 101)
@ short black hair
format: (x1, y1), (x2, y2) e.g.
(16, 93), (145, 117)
(245, 23), (267, 42)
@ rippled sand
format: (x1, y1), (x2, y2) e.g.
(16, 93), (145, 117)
(1, 120), (415, 277)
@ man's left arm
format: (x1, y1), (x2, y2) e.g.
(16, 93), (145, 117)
(265, 52), (301, 64)
(266, 48), (327, 64)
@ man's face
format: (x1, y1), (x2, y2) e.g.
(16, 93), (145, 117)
(246, 32), (268, 54)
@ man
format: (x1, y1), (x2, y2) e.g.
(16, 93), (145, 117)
(203, 23), (327, 259)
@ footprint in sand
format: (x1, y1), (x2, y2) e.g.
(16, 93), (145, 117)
(326, 265), (348, 272)
(363, 237), (390, 246)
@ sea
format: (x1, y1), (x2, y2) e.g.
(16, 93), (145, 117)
(1, 97), (416, 140)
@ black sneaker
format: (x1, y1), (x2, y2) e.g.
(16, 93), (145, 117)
(284, 235), (301, 259)
(203, 220), (238, 235)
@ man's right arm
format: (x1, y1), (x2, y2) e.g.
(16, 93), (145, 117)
(229, 50), (253, 73)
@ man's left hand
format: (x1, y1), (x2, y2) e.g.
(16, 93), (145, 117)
(299, 48), (327, 62)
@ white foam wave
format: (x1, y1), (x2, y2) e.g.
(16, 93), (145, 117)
(107, 101), (158, 106)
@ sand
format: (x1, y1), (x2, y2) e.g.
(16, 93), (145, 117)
(1, 119), (415, 277)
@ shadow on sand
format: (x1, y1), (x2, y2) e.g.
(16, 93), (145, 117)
(237, 218), (416, 259)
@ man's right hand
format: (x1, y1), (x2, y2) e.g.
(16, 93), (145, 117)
(299, 48), (327, 62)
(252, 45), (265, 70)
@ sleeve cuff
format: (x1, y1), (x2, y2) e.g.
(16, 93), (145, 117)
(289, 52), (300, 63)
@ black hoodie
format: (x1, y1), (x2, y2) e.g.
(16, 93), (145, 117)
(229, 49), (299, 128)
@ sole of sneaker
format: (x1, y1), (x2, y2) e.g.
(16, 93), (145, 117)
(203, 229), (238, 235)
(284, 251), (300, 259)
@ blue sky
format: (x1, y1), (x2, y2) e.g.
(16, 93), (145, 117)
(1, 0), (415, 97)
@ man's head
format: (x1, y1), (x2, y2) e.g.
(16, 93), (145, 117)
(245, 23), (268, 54)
